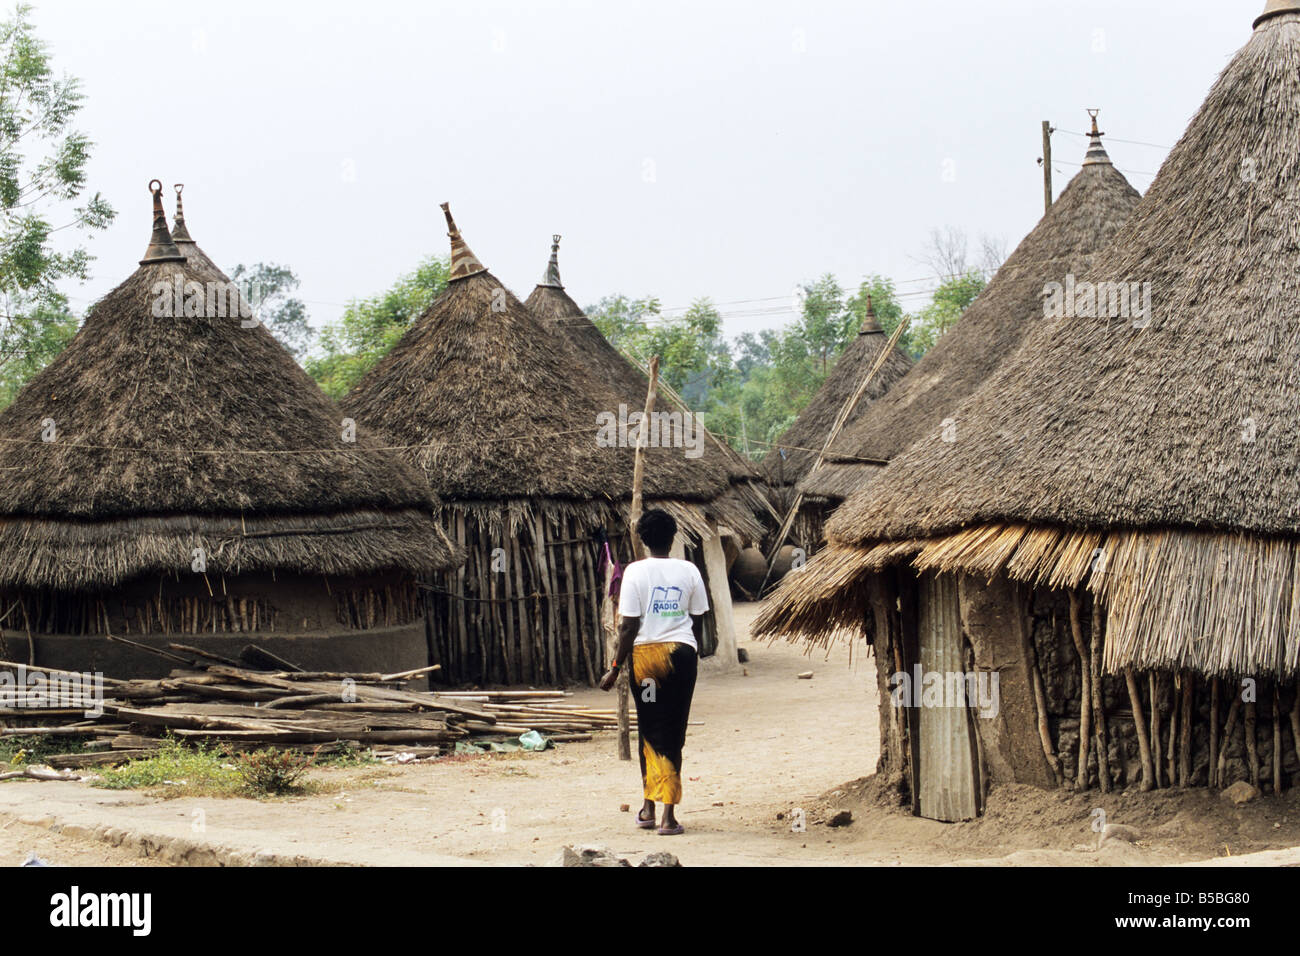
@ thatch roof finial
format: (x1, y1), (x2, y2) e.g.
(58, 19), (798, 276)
(170, 183), (194, 243)
(1256, 0), (1300, 28)
(859, 293), (883, 335)
(139, 179), (185, 265)
(1082, 109), (1112, 167)
(440, 202), (487, 281)
(541, 234), (563, 288)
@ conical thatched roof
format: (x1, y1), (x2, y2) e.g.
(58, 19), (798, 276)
(522, 237), (769, 533)
(798, 122), (1142, 503)
(343, 207), (730, 506)
(760, 300), (912, 489)
(0, 182), (457, 591)
(760, 4), (1300, 677)
(170, 184), (227, 280)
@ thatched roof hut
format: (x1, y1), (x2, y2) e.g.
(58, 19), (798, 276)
(758, 4), (1300, 814)
(798, 120), (1142, 505)
(344, 207), (743, 685)
(348, 212), (732, 507)
(523, 235), (772, 540)
(760, 298), (912, 500)
(0, 182), (458, 677)
(758, 296), (912, 549)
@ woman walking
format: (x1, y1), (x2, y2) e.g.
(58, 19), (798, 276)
(600, 509), (707, 835)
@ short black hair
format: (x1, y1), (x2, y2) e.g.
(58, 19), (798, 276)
(636, 508), (677, 552)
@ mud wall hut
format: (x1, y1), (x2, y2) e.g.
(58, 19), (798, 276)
(757, 2), (1300, 820)
(0, 183), (458, 679)
(344, 207), (743, 686)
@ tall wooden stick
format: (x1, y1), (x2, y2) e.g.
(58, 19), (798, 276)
(1150, 672), (1164, 788)
(1089, 603), (1110, 792)
(1067, 590), (1091, 790)
(1245, 698), (1259, 789)
(1209, 677), (1220, 788)
(1125, 668), (1154, 792)
(1179, 673), (1193, 788)
(1273, 683), (1283, 795)
(1166, 674), (1178, 786)
(1027, 625), (1062, 785)
(1217, 692), (1242, 788)
(619, 356), (659, 762)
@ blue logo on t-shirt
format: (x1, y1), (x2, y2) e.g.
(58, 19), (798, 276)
(650, 586), (685, 616)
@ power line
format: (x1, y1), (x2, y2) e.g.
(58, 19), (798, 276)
(1053, 158), (1159, 178)
(1055, 127), (1174, 151)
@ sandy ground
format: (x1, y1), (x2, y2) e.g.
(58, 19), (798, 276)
(0, 601), (1298, 866)
(0, 802), (164, 867)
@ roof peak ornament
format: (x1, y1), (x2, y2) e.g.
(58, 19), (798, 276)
(1256, 0), (1300, 28)
(170, 183), (194, 243)
(441, 202), (488, 281)
(541, 234), (563, 288)
(1081, 109), (1112, 167)
(139, 179), (185, 264)
(859, 294), (883, 334)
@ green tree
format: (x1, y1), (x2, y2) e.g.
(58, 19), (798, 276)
(908, 269), (986, 354)
(699, 275), (913, 457)
(586, 294), (660, 349)
(0, 290), (75, 407)
(229, 262), (311, 360)
(307, 256), (449, 399)
(585, 294), (728, 401)
(794, 273), (845, 373)
(0, 4), (113, 402)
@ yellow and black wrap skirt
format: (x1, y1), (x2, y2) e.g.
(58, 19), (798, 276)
(629, 641), (698, 804)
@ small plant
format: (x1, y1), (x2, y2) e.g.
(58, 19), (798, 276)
(236, 748), (316, 796)
(95, 738), (242, 797)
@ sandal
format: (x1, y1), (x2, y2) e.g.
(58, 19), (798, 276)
(636, 810), (657, 829)
(656, 823), (685, 836)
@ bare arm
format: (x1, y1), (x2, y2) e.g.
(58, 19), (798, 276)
(600, 616), (640, 691)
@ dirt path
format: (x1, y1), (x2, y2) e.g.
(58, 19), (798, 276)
(0, 601), (1297, 866)
(0, 603), (880, 866)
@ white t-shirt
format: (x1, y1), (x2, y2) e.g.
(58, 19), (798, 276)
(617, 557), (710, 649)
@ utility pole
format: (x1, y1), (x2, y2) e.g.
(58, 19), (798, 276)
(1041, 120), (1054, 213)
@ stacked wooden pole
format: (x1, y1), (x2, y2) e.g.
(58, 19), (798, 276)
(0, 644), (650, 765)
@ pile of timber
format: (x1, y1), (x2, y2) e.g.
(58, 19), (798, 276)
(0, 640), (635, 768)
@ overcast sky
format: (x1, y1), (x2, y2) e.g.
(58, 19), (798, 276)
(29, 0), (1260, 342)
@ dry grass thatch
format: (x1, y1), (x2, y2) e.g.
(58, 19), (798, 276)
(345, 216), (732, 507)
(346, 268), (729, 505)
(761, 9), (1300, 680)
(0, 257), (458, 590)
(797, 144), (1141, 504)
(755, 522), (1300, 678)
(761, 325), (912, 489)
(828, 15), (1300, 544)
(525, 261), (770, 538)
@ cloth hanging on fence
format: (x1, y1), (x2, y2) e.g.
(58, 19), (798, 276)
(596, 529), (624, 601)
